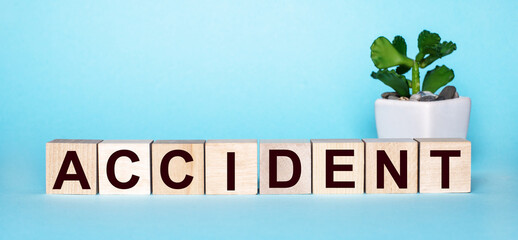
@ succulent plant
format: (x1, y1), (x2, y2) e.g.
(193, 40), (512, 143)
(370, 30), (456, 97)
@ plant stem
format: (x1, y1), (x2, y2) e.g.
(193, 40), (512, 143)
(412, 60), (420, 94)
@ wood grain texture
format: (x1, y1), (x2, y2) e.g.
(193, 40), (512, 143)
(260, 140), (311, 194)
(364, 138), (418, 194)
(98, 140), (153, 194)
(46, 139), (101, 194)
(205, 140), (257, 195)
(311, 139), (364, 194)
(151, 140), (205, 195)
(416, 138), (471, 193)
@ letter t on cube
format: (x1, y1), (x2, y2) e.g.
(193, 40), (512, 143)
(416, 138), (471, 193)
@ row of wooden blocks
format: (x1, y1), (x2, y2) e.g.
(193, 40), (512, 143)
(46, 138), (471, 195)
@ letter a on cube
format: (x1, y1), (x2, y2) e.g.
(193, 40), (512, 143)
(46, 139), (101, 194)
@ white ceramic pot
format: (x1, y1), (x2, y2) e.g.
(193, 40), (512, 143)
(375, 97), (471, 138)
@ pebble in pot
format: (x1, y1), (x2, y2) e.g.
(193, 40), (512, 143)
(419, 91), (438, 101)
(410, 91), (438, 101)
(420, 95), (438, 101)
(438, 86), (457, 100)
(381, 92), (399, 99)
(409, 92), (423, 101)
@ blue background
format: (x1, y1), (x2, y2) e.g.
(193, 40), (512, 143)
(1, 0), (517, 239)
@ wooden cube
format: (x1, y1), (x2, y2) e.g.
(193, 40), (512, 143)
(364, 138), (418, 194)
(312, 139), (364, 194)
(98, 140), (153, 194)
(151, 140), (205, 195)
(46, 139), (101, 194)
(260, 140), (311, 194)
(205, 140), (257, 195)
(416, 138), (471, 193)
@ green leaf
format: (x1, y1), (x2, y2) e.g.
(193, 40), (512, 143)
(370, 37), (413, 69)
(371, 69), (410, 97)
(392, 36), (411, 74)
(422, 65), (455, 93)
(418, 30), (441, 53)
(436, 41), (456, 56)
(419, 41), (457, 68)
(392, 36), (407, 56)
(396, 65), (411, 74)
